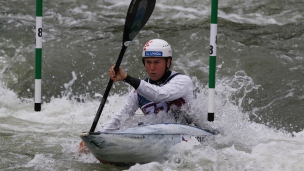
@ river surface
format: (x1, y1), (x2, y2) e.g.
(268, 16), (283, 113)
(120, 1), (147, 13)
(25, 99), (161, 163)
(1, 0), (304, 170)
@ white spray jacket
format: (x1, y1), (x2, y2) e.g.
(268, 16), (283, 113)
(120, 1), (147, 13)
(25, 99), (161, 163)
(102, 71), (194, 131)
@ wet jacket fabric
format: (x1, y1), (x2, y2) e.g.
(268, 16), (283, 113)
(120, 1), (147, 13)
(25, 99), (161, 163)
(102, 71), (194, 131)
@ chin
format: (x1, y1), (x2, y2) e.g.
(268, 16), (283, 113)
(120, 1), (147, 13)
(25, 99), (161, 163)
(150, 78), (158, 81)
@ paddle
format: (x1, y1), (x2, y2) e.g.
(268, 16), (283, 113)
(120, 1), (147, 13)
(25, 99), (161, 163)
(89, 0), (156, 132)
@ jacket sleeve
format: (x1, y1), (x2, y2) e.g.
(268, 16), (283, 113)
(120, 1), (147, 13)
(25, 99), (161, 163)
(136, 74), (194, 103)
(101, 89), (139, 131)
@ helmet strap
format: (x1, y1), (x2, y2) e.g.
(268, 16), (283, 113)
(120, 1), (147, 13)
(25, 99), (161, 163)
(142, 58), (145, 66)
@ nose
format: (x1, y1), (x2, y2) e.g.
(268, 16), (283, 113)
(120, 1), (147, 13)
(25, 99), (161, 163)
(149, 63), (156, 70)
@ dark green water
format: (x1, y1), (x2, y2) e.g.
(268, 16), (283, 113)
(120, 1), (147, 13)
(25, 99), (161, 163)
(1, 0), (304, 170)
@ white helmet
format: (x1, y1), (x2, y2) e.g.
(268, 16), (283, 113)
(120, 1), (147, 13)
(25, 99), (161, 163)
(142, 39), (172, 58)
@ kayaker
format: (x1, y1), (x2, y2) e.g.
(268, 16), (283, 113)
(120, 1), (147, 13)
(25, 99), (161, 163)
(102, 38), (196, 131)
(79, 39), (199, 153)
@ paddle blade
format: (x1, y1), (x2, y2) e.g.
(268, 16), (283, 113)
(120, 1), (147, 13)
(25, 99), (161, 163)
(123, 0), (156, 44)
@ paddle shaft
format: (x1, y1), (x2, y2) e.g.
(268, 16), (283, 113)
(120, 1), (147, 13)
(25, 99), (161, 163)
(90, 45), (126, 132)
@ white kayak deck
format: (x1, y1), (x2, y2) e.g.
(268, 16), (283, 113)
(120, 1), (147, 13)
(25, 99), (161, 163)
(80, 123), (214, 165)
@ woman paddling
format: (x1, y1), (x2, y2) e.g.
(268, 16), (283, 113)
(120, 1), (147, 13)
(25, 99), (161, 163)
(80, 39), (200, 152)
(102, 38), (196, 131)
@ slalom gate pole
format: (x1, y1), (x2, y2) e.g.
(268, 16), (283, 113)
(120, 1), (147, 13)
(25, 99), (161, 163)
(35, 0), (43, 111)
(207, 0), (218, 122)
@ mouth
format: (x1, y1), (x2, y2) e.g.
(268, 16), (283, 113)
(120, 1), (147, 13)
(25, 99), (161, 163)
(149, 73), (156, 77)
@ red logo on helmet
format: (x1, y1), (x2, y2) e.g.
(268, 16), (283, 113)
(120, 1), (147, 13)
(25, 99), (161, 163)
(143, 40), (153, 51)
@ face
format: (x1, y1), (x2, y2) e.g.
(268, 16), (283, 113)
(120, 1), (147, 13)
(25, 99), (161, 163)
(144, 57), (171, 81)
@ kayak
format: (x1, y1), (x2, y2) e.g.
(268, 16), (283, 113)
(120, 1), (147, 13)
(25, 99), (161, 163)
(80, 123), (214, 165)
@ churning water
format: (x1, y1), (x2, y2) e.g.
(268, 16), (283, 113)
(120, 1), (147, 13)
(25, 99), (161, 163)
(1, 0), (304, 170)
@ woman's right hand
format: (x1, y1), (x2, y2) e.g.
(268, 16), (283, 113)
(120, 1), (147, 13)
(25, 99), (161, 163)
(108, 65), (127, 81)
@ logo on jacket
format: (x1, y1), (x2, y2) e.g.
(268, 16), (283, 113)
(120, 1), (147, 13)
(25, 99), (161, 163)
(141, 102), (168, 115)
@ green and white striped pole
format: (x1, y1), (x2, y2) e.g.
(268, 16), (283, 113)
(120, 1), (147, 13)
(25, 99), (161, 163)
(208, 0), (218, 122)
(35, 0), (43, 111)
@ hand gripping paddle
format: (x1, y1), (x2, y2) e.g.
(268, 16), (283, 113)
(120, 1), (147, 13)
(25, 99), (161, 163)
(89, 0), (156, 132)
